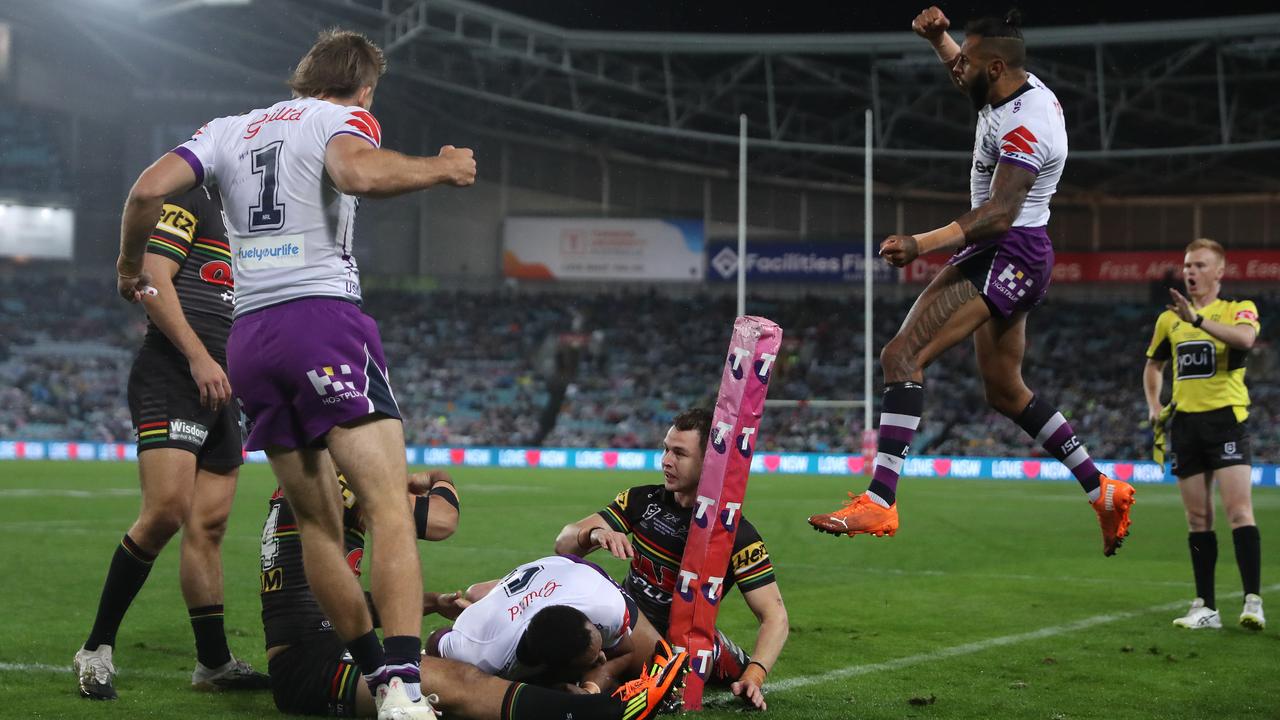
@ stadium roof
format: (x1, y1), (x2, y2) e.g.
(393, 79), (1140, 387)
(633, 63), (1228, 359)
(10, 0), (1280, 195)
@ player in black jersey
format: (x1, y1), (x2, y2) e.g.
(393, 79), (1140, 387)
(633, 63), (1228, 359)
(264, 471), (687, 720)
(555, 408), (789, 711)
(75, 187), (267, 700)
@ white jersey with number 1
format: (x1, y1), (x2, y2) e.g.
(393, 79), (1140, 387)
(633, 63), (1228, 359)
(173, 97), (382, 317)
(969, 72), (1067, 228)
(437, 556), (632, 679)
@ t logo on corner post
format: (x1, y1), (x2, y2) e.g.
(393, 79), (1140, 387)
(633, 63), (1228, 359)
(694, 495), (715, 528)
(720, 501), (741, 531)
(727, 347), (751, 379)
(737, 426), (756, 457)
(754, 353), (777, 383)
(677, 570), (698, 602)
(712, 421), (733, 454)
(701, 576), (724, 604)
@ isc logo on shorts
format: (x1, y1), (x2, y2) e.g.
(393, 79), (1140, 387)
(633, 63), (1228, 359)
(1175, 340), (1216, 380)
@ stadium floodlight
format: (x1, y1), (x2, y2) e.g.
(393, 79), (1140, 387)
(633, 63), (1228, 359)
(140, 0), (252, 20)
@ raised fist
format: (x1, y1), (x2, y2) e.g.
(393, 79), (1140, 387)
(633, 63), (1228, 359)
(438, 145), (477, 186)
(911, 6), (950, 41)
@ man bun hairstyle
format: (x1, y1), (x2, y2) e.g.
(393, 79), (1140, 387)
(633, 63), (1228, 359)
(522, 605), (594, 668)
(289, 28), (387, 99)
(965, 9), (1027, 68)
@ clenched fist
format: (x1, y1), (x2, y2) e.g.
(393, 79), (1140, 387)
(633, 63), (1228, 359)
(438, 145), (477, 186)
(879, 235), (920, 268)
(911, 6), (951, 41)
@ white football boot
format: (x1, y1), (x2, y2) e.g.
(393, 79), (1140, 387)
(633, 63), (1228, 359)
(1240, 593), (1266, 631)
(73, 644), (118, 700)
(1172, 598), (1222, 629)
(376, 676), (441, 720)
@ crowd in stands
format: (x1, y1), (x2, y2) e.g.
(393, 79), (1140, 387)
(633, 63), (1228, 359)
(2, 271), (1277, 463)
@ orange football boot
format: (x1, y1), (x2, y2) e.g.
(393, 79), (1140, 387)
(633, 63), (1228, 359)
(613, 640), (689, 720)
(1092, 474), (1135, 556)
(808, 492), (899, 537)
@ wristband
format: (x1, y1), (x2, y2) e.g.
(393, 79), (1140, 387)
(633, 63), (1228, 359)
(578, 525), (603, 548)
(911, 221), (966, 255)
(429, 484), (460, 510)
(746, 660), (769, 677)
(1192, 315), (1204, 328)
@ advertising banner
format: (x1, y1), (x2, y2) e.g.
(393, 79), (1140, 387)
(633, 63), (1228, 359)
(6, 440), (1280, 487)
(503, 217), (703, 281)
(902, 249), (1280, 284)
(705, 241), (896, 284)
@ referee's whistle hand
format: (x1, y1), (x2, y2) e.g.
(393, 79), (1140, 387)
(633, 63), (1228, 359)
(189, 354), (232, 411)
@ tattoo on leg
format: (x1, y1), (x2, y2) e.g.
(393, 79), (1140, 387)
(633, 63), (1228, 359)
(887, 278), (980, 380)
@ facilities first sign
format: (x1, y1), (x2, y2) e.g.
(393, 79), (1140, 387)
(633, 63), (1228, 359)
(503, 217), (704, 281)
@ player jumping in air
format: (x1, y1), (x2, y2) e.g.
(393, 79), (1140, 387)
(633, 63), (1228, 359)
(807, 7), (1135, 555)
(115, 30), (476, 719)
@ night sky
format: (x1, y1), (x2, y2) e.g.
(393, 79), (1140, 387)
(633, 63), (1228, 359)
(476, 1), (1280, 34)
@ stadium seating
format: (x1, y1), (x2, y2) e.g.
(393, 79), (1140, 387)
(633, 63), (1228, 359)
(2, 273), (1275, 462)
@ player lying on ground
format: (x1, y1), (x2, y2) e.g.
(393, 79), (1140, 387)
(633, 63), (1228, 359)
(806, 6), (1135, 556)
(262, 471), (687, 720)
(76, 186), (267, 700)
(117, 29), (478, 719)
(555, 408), (788, 711)
(426, 555), (674, 695)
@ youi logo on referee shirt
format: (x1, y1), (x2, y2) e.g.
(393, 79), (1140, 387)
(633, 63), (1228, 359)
(306, 364), (363, 405)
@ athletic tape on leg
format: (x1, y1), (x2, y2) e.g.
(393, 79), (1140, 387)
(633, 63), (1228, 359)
(667, 315), (781, 710)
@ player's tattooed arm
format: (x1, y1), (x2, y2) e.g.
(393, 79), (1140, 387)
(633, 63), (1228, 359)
(956, 161), (1035, 242)
(911, 6), (962, 80)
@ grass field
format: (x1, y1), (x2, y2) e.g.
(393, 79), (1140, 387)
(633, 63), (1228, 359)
(1, 461), (1277, 719)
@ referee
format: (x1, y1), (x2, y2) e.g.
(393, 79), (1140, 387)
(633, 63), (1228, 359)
(75, 186), (268, 699)
(1144, 238), (1264, 632)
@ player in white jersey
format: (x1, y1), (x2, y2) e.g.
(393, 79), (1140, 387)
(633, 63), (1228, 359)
(427, 556), (661, 693)
(809, 7), (1135, 556)
(114, 30), (476, 720)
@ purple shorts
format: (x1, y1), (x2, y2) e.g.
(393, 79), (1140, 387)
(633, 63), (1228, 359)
(946, 225), (1054, 318)
(227, 298), (401, 452)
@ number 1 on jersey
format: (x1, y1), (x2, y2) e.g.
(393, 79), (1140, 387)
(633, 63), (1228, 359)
(250, 141), (286, 231)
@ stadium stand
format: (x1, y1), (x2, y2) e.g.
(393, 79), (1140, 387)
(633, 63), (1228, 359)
(3, 273), (1275, 461)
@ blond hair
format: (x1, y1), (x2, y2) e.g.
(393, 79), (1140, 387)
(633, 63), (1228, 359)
(288, 29), (386, 99)
(1185, 238), (1226, 263)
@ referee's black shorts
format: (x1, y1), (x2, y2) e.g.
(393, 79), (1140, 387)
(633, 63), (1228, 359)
(1169, 407), (1252, 479)
(126, 343), (243, 470)
(267, 635), (361, 718)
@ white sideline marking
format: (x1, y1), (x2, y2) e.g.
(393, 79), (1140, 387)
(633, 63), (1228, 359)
(785, 563), (1189, 588)
(0, 662), (186, 679)
(0, 488), (139, 498)
(768, 584), (1280, 693)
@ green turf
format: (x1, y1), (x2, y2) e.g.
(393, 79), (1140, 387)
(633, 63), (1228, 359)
(1, 461), (1277, 719)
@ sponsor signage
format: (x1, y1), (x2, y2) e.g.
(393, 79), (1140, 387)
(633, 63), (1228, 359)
(503, 218), (704, 282)
(0, 205), (73, 259)
(705, 241), (897, 284)
(903, 249), (1280, 284)
(7, 439), (1279, 486)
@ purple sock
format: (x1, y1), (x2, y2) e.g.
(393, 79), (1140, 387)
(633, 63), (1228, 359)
(866, 382), (924, 507)
(1013, 396), (1102, 498)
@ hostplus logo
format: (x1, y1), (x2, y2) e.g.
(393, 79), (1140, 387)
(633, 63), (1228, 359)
(996, 263), (1035, 300)
(307, 365), (363, 405)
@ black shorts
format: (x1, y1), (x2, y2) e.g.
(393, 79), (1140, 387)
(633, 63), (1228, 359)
(126, 344), (243, 469)
(1169, 407), (1252, 479)
(267, 635), (361, 718)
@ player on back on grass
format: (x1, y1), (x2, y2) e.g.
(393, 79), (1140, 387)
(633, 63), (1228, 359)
(114, 29), (476, 720)
(75, 187), (268, 700)
(554, 408), (789, 711)
(806, 7), (1135, 556)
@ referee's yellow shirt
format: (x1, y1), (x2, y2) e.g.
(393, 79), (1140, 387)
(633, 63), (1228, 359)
(1146, 298), (1260, 422)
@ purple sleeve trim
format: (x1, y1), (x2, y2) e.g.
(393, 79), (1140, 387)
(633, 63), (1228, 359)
(998, 155), (1040, 175)
(329, 130), (378, 148)
(171, 145), (204, 186)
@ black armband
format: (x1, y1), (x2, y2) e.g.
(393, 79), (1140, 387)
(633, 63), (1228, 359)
(429, 485), (460, 510)
(414, 496), (430, 540)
